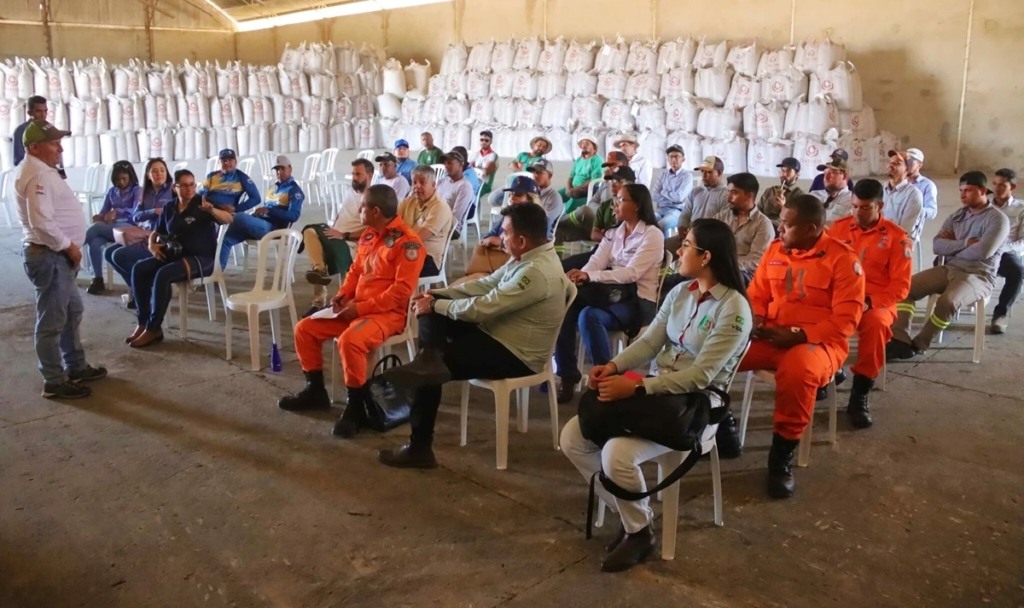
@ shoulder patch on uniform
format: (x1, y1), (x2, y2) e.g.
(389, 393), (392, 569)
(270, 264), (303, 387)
(363, 232), (374, 241)
(35, 184), (45, 195)
(403, 241), (421, 261)
(853, 261), (863, 276)
(516, 275), (532, 290)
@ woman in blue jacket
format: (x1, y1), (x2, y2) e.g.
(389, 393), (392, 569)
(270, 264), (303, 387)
(84, 161), (141, 294)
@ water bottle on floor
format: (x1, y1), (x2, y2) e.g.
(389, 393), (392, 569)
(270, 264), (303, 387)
(271, 343), (283, 372)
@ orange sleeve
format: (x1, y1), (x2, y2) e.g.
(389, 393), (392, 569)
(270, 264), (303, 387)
(802, 248), (865, 345)
(746, 244), (775, 319)
(354, 236), (426, 317)
(874, 234), (913, 310)
(338, 240), (365, 300)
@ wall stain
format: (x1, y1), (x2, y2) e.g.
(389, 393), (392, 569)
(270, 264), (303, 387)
(939, 121), (951, 148)
(1002, 147), (1014, 159)
(920, 88), (932, 98)
(988, 117), (1000, 131)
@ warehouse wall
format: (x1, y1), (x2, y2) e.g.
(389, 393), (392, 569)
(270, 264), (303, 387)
(237, 0), (1023, 174)
(0, 0), (236, 64)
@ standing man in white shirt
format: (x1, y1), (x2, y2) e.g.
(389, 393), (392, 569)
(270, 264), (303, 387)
(372, 152), (411, 201)
(614, 133), (652, 188)
(883, 150), (926, 242)
(435, 148), (475, 238)
(651, 145), (694, 235)
(469, 129), (499, 197)
(990, 168), (1023, 334)
(905, 148), (938, 222)
(16, 121), (107, 399)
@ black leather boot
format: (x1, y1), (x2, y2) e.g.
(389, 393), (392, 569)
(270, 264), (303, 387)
(834, 368), (848, 386)
(715, 409), (743, 459)
(378, 440), (438, 469)
(847, 374), (874, 429)
(278, 371), (331, 411)
(767, 433), (799, 499)
(379, 349), (452, 390)
(601, 524), (656, 572)
(332, 386), (368, 438)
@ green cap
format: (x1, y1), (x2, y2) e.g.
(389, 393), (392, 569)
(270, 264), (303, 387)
(23, 121), (71, 146)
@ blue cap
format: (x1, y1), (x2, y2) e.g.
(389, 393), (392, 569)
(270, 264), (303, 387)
(502, 175), (540, 195)
(394, 139), (410, 149)
(219, 148), (236, 160)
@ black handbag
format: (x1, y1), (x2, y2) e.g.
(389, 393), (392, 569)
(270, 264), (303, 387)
(577, 386), (731, 538)
(576, 281), (647, 336)
(363, 354), (414, 432)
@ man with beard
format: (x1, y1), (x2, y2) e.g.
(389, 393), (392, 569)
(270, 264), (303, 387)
(810, 157), (854, 226)
(882, 150), (926, 242)
(302, 158), (374, 316)
(758, 157), (804, 230)
(676, 156), (729, 234)
(560, 135), (605, 215)
(716, 172), (774, 284)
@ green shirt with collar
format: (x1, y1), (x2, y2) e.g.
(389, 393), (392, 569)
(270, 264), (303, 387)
(432, 243), (572, 372)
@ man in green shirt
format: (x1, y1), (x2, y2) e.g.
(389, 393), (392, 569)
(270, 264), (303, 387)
(417, 132), (443, 166)
(488, 136), (553, 211)
(555, 154), (630, 245)
(560, 135), (604, 215)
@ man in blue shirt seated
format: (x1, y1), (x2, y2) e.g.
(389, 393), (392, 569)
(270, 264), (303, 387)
(202, 148), (261, 212)
(219, 155), (304, 268)
(394, 139), (417, 184)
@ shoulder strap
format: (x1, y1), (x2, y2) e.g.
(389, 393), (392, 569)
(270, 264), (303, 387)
(371, 354), (403, 378)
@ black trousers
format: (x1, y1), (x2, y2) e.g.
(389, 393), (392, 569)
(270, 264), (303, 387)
(419, 255), (440, 278)
(995, 252), (1023, 318)
(408, 313), (533, 444)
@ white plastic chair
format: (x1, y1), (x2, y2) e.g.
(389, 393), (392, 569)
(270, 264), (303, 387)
(205, 155), (218, 177)
(417, 223), (456, 292)
(171, 224), (229, 339)
(738, 370), (838, 467)
(357, 149), (376, 161)
(172, 161), (188, 172)
(76, 162), (108, 220)
(0, 169), (14, 228)
(298, 153), (322, 206)
(927, 293), (988, 363)
(321, 179), (351, 227)
(237, 157), (255, 178)
(329, 298), (418, 403)
(224, 229), (302, 371)
(458, 282), (577, 470)
(431, 164), (447, 184)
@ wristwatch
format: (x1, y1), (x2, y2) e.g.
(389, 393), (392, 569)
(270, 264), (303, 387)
(634, 381), (647, 397)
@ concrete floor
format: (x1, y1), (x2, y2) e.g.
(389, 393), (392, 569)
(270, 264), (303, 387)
(1, 175), (1022, 607)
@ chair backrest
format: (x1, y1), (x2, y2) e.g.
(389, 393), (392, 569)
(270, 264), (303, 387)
(209, 223), (230, 279)
(300, 153), (321, 182)
(654, 250), (673, 304)
(319, 148), (339, 180)
(93, 164), (112, 195)
(250, 229), (303, 294)
(434, 222), (458, 279)
(543, 281), (579, 362)
(237, 157), (255, 176)
(321, 179), (351, 226)
(357, 149), (376, 161)
(205, 155), (218, 176)
(586, 178), (601, 203)
(431, 164), (447, 184)
(172, 161), (188, 172)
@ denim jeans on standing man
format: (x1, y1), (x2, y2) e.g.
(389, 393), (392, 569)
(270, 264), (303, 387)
(23, 248), (87, 385)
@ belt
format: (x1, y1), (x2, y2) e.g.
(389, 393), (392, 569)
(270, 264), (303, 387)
(24, 243), (52, 253)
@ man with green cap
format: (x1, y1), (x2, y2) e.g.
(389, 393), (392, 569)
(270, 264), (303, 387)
(15, 121), (107, 399)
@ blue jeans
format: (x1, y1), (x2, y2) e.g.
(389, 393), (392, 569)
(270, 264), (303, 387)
(106, 242), (153, 288)
(221, 213), (275, 268)
(23, 247), (87, 384)
(656, 208), (681, 236)
(85, 221), (130, 279)
(555, 298), (644, 380)
(131, 255), (214, 331)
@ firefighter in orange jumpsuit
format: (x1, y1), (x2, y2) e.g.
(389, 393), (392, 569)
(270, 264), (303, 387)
(740, 194), (865, 498)
(278, 184), (425, 438)
(827, 179), (912, 429)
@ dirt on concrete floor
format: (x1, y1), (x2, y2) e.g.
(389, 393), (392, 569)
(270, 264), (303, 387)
(0, 177), (1021, 608)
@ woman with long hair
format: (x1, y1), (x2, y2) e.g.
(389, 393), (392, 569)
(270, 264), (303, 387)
(555, 183), (664, 403)
(83, 161), (140, 294)
(560, 217), (753, 573)
(105, 158), (174, 306)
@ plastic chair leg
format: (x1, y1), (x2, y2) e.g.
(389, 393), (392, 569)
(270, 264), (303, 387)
(205, 282), (216, 321)
(659, 453), (683, 561)
(595, 501), (606, 528)
(178, 287), (189, 339)
(460, 382), (471, 447)
(739, 371), (756, 448)
(828, 380), (838, 445)
(224, 310), (233, 360)
(516, 387), (529, 433)
(797, 423), (812, 468)
(494, 389), (511, 470)
(247, 305), (260, 371)
(710, 444), (724, 527)
(973, 298), (985, 363)
(330, 347), (340, 403)
(546, 375), (560, 449)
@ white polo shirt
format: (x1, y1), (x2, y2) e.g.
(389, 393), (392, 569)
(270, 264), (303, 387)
(15, 154), (85, 251)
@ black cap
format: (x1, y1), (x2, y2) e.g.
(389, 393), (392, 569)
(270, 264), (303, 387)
(830, 148), (849, 162)
(665, 145), (684, 155)
(479, 130), (493, 139)
(441, 149), (466, 164)
(601, 150), (628, 167)
(959, 170), (989, 191)
(605, 166), (636, 182)
(776, 157), (801, 172)
(374, 152), (397, 163)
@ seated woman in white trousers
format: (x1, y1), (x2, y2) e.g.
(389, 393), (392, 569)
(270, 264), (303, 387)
(560, 217), (754, 573)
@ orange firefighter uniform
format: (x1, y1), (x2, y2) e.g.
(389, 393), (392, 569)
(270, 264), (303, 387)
(740, 233), (866, 440)
(828, 216), (913, 379)
(294, 216), (425, 387)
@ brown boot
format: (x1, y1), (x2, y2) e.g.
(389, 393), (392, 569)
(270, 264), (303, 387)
(129, 329), (164, 348)
(124, 325), (145, 344)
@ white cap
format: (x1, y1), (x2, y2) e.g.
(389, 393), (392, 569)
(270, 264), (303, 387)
(905, 148), (925, 163)
(272, 154), (291, 169)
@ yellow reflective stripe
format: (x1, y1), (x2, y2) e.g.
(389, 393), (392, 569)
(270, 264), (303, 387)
(929, 313), (951, 329)
(896, 303), (917, 313)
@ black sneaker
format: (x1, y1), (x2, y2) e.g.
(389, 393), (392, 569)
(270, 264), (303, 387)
(305, 267), (332, 286)
(885, 340), (919, 361)
(68, 365), (108, 382)
(86, 278), (105, 295)
(42, 381), (91, 400)
(126, 298), (136, 310)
